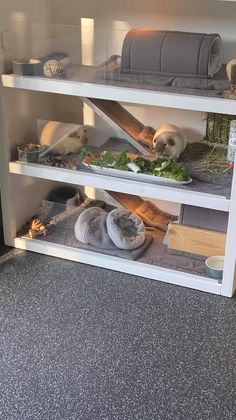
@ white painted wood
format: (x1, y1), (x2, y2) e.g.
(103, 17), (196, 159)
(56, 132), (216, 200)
(221, 164), (236, 297)
(14, 237), (221, 295)
(9, 161), (230, 211)
(3, 74), (236, 115)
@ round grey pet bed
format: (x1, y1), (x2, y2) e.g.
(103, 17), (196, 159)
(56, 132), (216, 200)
(121, 29), (222, 78)
(74, 207), (145, 250)
(106, 208), (145, 250)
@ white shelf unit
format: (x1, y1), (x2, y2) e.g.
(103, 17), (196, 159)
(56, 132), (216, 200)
(1, 0), (236, 297)
(1, 77), (236, 296)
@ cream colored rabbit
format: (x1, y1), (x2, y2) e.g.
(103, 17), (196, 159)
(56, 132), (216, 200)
(40, 121), (88, 155)
(153, 124), (187, 161)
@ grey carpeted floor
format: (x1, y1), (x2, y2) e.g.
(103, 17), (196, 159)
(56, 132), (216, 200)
(0, 239), (236, 420)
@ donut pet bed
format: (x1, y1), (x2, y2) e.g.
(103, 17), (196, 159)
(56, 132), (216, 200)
(74, 207), (146, 250)
(106, 208), (146, 250)
(121, 29), (222, 78)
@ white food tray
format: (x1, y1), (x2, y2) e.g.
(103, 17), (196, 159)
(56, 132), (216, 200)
(83, 163), (192, 185)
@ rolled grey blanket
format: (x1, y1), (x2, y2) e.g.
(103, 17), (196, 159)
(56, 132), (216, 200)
(74, 207), (113, 249)
(74, 207), (146, 250)
(121, 29), (222, 78)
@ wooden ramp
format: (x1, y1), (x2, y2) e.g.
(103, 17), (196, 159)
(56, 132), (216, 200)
(107, 191), (176, 232)
(84, 97), (156, 154)
(83, 98), (172, 229)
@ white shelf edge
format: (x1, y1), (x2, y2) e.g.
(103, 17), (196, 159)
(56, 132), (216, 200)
(9, 161), (230, 211)
(14, 237), (221, 295)
(2, 74), (236, 115)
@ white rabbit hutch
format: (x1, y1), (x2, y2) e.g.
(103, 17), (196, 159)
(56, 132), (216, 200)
(1, 0), (236, 297)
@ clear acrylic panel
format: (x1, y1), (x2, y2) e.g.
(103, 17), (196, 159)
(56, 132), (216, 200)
(8, 21), (235, 102)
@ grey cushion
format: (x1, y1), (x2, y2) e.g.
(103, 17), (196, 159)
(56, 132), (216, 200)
(121, 29), (222, 78)
(74, 207), (146, 251)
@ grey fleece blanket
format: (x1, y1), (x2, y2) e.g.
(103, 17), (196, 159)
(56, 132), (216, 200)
(64, 61), (230, 96)
(29, 200), (206, 275)
(38, 226), (206, 276)
(179, 205), (228, 233)
(69, 234), (153, 261)
(121, 29), (222, 78)
(32, 201), (152, 261)
(94, 56), (230, 92)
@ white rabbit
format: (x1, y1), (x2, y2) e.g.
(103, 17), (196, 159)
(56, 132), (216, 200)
(40, 121), (88, 156)
(153, 124), (187, 161)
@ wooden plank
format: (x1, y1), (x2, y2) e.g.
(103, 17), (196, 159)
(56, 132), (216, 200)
(108, 191), (175, 231)
(82, 97), (149, 155)
(87, 97), (155, 150)
(168, 223), (226, 257)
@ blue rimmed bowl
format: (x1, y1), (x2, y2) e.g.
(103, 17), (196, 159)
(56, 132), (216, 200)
(205, 256), (224, 280)
(17, 144), (45, 163)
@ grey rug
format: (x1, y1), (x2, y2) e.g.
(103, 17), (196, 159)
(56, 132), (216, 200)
(0, 245), (236, 420)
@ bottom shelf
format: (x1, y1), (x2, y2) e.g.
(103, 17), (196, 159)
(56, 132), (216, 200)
(14, 237), (221, 295)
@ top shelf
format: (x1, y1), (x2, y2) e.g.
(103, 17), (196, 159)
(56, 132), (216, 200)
(2, 74), (236, 115)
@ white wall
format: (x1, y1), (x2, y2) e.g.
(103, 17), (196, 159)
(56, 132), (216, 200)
(51, 0), (236, 62)
(48, 0), (236, 138)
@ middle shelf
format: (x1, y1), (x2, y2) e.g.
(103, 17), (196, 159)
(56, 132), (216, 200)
(3, 73), (236, 115)
(9, 161), (231, 211)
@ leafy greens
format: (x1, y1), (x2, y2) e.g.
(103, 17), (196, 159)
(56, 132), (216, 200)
(83, 150), (190, 182)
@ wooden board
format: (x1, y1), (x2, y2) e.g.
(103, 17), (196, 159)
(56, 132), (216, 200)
(108, 191), (176, 231)
(88, 97), (155, 150)
(168, 223), (226, 257)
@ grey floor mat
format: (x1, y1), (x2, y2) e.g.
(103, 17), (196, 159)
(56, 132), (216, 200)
(0, 245), (236, 419)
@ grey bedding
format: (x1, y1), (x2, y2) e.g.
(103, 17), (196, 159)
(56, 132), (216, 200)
(121, 29), (222, 78)
(39, 226), (206, 276)
(32, 201), (205, 275)
(49, 29), (229, 95)
(179, 205), (228, 233)
(64, 61), (230, 97)
(95, 57), (230, 92)
(31, 201), (152, 261)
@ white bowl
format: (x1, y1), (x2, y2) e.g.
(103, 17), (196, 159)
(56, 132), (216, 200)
(205, 256), (224, 280)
